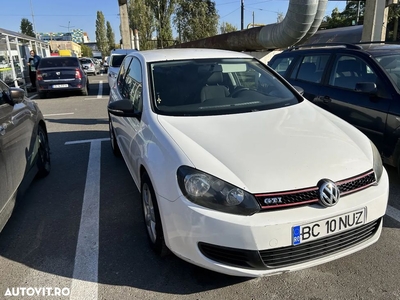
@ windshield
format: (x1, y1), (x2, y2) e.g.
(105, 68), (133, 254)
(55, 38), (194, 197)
(375, 55), (400, 90)
(150, 58), (299, 116)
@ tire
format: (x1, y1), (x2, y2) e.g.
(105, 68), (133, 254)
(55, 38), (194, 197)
(82, 84), (88, 96)
(141, 173), (169, 256)
(36, 125), (51, 178)
(38, 91), (47, 99)
(109, 119), (121, 156)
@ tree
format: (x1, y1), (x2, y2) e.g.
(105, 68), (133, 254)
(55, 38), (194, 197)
(174, 0), (219, 43)
(147, 0), (176, 48)
(81, 44), (93, 57)
(106, 21), (116, 52)
(324, 2), (365, 29)
(387, 5), (400, 40)
(20, 18), (35, 37)
(95, 11), (108, 57)
(128, 0), (156, 50)
(277, 12), (284, 24)
(220, 22), (237, 34)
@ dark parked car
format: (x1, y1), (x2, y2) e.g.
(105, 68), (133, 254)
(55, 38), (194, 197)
(0, 79), (50, 232)
(269, 42), (400, 172)
(36, 56), (89, 99)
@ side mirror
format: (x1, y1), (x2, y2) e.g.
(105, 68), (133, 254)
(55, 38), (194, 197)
(355, 82), (377, 94)
(10, 87), (25, 104)
(108, 99), (141, 119)
(293, 85), (304, 96)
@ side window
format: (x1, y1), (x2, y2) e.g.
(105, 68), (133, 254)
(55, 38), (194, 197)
(123, 58), (142, 112)
(291, 54), (329, 83)
(269, 57), (295, 76)
(329, 55), (377, 90)
(117, 57), (132, 93)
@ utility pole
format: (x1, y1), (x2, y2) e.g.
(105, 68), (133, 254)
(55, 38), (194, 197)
(30, 0), (37, 38)
(118, 0), (131, 49)
(241, 0), (244, 30)
(252, 11), (254, 28)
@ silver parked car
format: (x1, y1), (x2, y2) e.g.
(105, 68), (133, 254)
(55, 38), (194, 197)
(0, 79), (51, 233)
(79, 57), (100, 75)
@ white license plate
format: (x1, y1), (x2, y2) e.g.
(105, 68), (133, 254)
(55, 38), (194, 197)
(53, 84), (68, 88)
(292, 208), (366, 245)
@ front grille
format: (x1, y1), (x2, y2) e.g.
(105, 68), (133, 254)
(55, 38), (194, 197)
(255, 170), (376, 210)
(260, 218), (381, 268)
(198, 218), (381, 270)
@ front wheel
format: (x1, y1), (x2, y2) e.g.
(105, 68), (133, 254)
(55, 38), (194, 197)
(141, 173), (169, 256)
(36, 125), (51, 178)
(109, 119), (121, 156)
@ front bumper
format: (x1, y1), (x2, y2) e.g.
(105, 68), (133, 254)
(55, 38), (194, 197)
(158, 168), (389, 277)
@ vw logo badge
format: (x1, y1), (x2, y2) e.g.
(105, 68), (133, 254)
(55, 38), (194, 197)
(317, 179), (340, 207)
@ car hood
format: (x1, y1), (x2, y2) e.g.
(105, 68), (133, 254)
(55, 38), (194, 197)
(156, 101), (373, 193)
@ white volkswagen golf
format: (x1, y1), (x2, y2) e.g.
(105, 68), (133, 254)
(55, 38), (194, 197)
(107, 48), (389, 277)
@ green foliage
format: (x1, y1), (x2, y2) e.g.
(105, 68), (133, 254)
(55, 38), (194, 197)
(81, 44), (93, 57)
(95, 11), (108, 56)
(147, 0), (176, 48)
(20, 18), (35, 37)
(387, 5), (400, 41)
(220, 22), (237, 34)
(324, 2), (364, 29)
(174, 0), (219, 43)
(128, 0), (157, 50)
(106, 21), (116, 52)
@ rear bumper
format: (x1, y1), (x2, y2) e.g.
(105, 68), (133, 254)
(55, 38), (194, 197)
(37, 81), (85, 92)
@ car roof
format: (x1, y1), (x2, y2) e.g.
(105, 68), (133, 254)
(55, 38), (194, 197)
(110, 49), (136, 55)
(278, 42), (400, 58)
(129, 48), (253, 63)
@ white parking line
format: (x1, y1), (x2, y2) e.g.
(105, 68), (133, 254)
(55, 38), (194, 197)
(97, 81), (103, 99)
(65, 138), (109, 145)
(68, 138), (105, 300)
(43, 112), (74, 117)
(386, 205), (400, 223)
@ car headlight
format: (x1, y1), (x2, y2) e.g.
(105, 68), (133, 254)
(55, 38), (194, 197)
(177, 166), (260, 216)
(370, 141), (383, 182)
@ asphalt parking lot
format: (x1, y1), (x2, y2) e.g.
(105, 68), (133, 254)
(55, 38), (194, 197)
(0, 75), (399, 300)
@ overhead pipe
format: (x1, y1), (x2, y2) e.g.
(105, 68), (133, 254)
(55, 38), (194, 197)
(174, 0), (327, 51)
(297, 0), (328, 45)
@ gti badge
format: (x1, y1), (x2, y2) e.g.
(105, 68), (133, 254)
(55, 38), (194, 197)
(317, 179), (340, 207)
(264, 197), (282, 205)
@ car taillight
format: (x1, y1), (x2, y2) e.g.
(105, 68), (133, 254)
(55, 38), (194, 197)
(36, 70), (42, 81)
(75, 68), (82, 79)
(91, 63), (94, 67)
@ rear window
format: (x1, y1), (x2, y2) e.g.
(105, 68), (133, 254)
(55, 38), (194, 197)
(80, 59), (92, 64)
(110, 55), (126, 68)
(39, 57), (79, 68)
